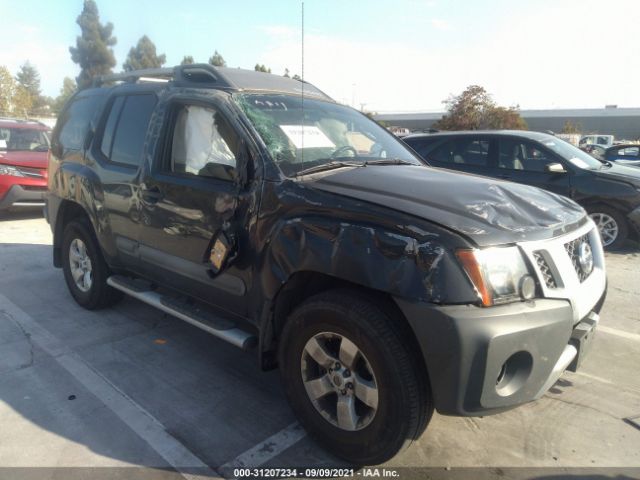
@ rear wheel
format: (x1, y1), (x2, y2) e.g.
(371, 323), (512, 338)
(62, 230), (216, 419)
(278, 290), (432, 465)
(588, 206), (628, 250)
(61, 219), (123, 309)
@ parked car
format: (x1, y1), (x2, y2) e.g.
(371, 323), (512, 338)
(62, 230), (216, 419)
(0, 118), (50, 211)
(604, 144), (640, 168)
(47, 65), (606, 464)
(579, 134), (614, 148)
(583, 143), (607, 160)
(404, 130), (640, 249)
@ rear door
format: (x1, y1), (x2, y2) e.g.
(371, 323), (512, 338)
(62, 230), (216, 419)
(89, 92), (158, 266)
(413, 135), (496, 177)
(493, 136), (572, 197)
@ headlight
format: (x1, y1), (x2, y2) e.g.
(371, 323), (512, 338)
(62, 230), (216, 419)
(0, 165), (24, 177)
(456, 246), (536, 307)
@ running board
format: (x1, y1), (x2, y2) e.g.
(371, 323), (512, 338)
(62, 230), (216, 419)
(107, 275), (257, 350)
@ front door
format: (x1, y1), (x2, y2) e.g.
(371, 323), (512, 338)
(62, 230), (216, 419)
(137, 97), (250, 318)
(492, 137), (572, 197)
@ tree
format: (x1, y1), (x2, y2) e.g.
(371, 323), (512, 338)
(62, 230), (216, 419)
(562, 120), (582, 134)
(123, 35), (166, 71)
(181, 55), (194, 65)
(433, 85), (527, 131)
(15, 62), (41, 100)
(53, 77), (77, 115)
(69, 0), (117, 89)
(283, 68), (290, 78)
(292, 74), (302, 81)
(208, 50), (226, 67)
(254, 64), (271, 73)
(0, 66), (16, 115)
(11, 86), (34, 118)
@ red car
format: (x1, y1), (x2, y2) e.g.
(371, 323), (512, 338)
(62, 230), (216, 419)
(0, 118), (51, 211)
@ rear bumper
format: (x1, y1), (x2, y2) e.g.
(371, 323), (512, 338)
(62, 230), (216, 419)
(396, 290), (605, 416)
(0, 184), (47, 210)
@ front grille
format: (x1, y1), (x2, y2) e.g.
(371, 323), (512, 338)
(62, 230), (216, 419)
(533, 251), (557, 288)
(22, 185), (47, 191)
(565, 234), (592, 282)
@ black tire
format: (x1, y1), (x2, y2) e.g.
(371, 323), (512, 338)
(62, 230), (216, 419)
(278, 290), (432, 465)
(587, 206), (629, 250)
(61, 219), (123, 310)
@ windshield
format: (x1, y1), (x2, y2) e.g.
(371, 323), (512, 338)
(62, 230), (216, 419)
(0, 127), (50, 152)
(539, 136), (603, 169)
(235, 93), (423, 176)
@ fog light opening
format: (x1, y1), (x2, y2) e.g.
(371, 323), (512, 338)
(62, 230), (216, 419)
(496, 351), (533, 397)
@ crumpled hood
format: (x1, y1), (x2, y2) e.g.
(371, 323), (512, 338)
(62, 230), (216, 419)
(0, 150), (48, 169)
(306, 165), (587, 246)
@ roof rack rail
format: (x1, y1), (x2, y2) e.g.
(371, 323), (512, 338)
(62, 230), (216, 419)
(92, 63), (235, 89)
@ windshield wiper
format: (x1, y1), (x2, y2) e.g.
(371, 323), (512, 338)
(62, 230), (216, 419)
(294, 160), (365, 177)
(363, 158), (416, 166)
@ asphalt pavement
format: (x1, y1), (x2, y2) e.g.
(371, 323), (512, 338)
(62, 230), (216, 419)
(0, 210), (638, 479)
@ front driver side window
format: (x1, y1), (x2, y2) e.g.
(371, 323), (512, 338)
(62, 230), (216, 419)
(170, 105), (238, 181)
(498, 139), (552, 172)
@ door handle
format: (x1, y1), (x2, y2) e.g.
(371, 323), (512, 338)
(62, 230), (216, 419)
(141, 185), (162, 203)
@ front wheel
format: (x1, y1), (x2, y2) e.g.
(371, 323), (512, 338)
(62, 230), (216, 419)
(278, 290), (432, 465)
(588, 206), (628, 250)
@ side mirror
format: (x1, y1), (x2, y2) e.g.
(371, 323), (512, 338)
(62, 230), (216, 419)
(545, 162), (566, 173)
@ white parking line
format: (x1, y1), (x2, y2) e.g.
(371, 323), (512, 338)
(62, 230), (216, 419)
(0, 294), (220, 480)
(598, 325), (640, 342)
(219, 422), (307, 476)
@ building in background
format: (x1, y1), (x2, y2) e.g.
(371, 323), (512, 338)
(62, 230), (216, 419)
(375, 106), (640, 141)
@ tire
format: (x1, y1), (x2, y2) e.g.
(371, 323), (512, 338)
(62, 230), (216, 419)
(278, 290), (432, 465)
(61, 219), (123, 310)
(587, 206), (629, 250)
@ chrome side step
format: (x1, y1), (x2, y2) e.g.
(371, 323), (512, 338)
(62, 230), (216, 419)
(107, 275), (257, 350)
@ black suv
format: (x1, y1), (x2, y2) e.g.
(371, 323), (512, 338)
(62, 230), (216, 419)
(404, 130), (640, 249)
(47, 65), (606, 464)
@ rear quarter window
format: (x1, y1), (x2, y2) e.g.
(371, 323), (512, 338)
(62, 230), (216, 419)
(55, 94), (106, 152)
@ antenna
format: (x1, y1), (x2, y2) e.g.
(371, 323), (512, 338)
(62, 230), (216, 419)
(301, 0), (305, 163)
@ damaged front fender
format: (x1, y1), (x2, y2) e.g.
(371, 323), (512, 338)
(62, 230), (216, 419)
(258, 182), (477, 306)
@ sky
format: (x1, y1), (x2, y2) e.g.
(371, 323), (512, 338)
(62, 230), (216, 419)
(1, 0), (639, 113)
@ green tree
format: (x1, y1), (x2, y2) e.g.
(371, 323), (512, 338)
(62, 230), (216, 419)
(123, 35), (166, 71)
(292, 74), (302, 81)
(11, 86), (34, 118)
(0, 66), (16, 115)
(15, 62), (41, 100)
(53, 77), (77, 115)
(254, 64), (271, 73)
(180, 55), (194, 65)
(283, 68), (290, 78)
(69, 0), (117, 89)
(562, 120), (582, 134)
(434, 85), (527, 131)
(208, 50), (226, 67)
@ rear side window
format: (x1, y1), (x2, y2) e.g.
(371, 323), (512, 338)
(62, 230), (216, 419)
(614, 146), (639, 157)
(56, 95), (103, 151)
(427, 138), (489, 166)
(102, 94), (157, 167)
(100, 96), (125, 159)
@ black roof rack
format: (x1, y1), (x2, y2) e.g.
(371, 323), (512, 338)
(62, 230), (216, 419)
(92, 63), (234, 89)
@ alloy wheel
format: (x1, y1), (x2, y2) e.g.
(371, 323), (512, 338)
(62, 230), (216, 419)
(300, 332), (379, 431)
